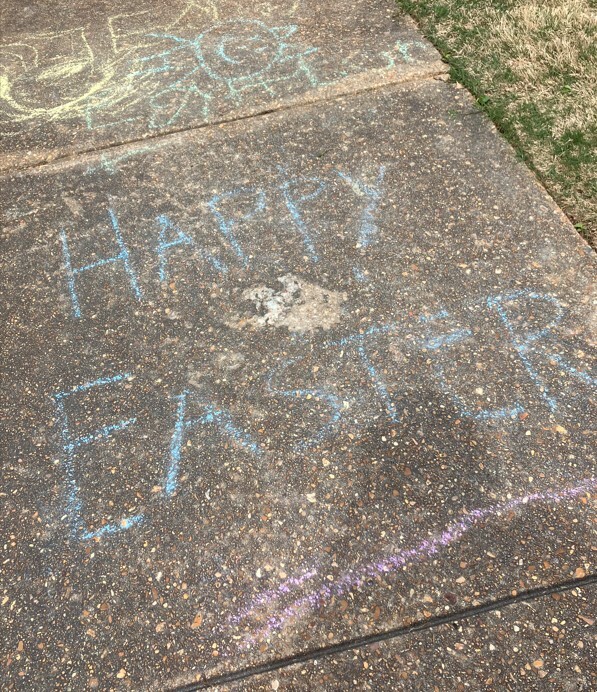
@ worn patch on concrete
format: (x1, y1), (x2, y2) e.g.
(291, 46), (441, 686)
(228, 274), (346, 331)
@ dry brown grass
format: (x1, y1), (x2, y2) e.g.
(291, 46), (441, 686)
(398, 0), (597, 245)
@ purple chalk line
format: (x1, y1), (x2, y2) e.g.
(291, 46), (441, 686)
(231, 478), (595, 644)
(226, 567), (320, 627)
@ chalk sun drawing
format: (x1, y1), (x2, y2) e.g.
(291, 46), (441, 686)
(228, 479), (595, 644)
(152, 20), (320, 103)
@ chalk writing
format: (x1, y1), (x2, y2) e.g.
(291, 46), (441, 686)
(156, 213), (228, 282)
(206, 187), (266, 267)
(58, 164), (389, 312)
(279, 170), (326, 263)
(42, 153), (596, 542)
(420, 310), (523, 420)
(0, 28), (115, 131)
(165, 391), (262, 496)
(53, 373), (144, 539)
(488, 290), (564, 412)
(1, 15), (319, 131)
(60, 208), (142, 318)
(153, 20), (320, 103)
(382, 39), (428, 68)
(0, 3), (218, 131)
(53, 378), (262, 536)
(1, 10), (428, 135)
(50, 279), (594, 540)
(548, 352), (596, 387)
(266, 357), (344, 451)
(328, 325), (401, 423)
(336, 165), (386, 247)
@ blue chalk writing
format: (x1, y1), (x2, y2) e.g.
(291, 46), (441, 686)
(419, 309), (449, 323)
(422, 311), (523, 420)
(356, 344), (399, 423)
(205, 253), (229, 274)
(548, 353), (596, 387)
(267, 358), (343, 450)
(353, 267), (367, 282)
(148, 80), (209, 129)
(488, 290), (564, 412)
(279, 171), (326, 263)
(54, 372), (131, 398)
(60, 208), (142, 318)
(129, 49), (174, 78)
(84, 514), (145, 539)
(434, 365), (524, 421)
(206, 187), (266, 266)
(193, 21), (320, 100)
(423, 328), (472, 350)
(156, 214), (195, 282)
(148, 20), (321, 110)
(328, 325), (399, 423)
(383, 40), (428, 68)
(195, 21), (285, 91)
(337, 165), (386, 247)
(156, 214), (229, 282)
(84, 144), (162, 175)
(165, 392), (188, 496)
(201, 405), (262, 456)
(472, 404), (524, 421)
(53, 373), (144, 539)
(65, 420), (135, 452)
(164, 390), (261, 496)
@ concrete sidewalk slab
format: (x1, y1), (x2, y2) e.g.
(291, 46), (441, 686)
(0, 0), (444, 171)
(228, 586), (596, 690)
(1, 78), (594, 689)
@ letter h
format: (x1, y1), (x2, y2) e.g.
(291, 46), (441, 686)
(60, 208), (142, 318)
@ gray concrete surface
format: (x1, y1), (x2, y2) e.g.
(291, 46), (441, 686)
(0, 1), (595, 691)
(226, 587), (596, 690)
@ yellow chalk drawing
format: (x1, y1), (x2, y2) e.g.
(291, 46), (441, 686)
(165, 0), (220, 29)
(0, 2), (429, 140)
(108, 11), (159, 54)
(0, 29), (116, 126)
(0, 1), (413, 137)
(0, 2), (221, 132)
(108, 2), (219, 53)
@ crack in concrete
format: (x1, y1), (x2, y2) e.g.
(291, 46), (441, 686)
(174, 574), (597, 691)
(1, 67), (446, 177)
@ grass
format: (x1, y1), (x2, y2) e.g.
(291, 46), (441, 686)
(395, 0), (597, 246)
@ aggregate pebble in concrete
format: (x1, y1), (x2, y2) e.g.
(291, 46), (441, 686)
(0, 0), (443, 170)
(0, 80), (595, 689)
(227, 586), (596, 691)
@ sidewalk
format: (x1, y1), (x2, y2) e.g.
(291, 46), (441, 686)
(0, 1), (594, 689)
